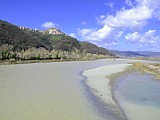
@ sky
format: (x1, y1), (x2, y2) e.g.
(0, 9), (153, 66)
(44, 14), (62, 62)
(1, 0), (160, 52)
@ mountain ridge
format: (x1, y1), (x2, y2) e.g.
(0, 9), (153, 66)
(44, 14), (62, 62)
(110, 50), (146, 57)
(110, 50), (160, 57)
(136, 51), (160, 57)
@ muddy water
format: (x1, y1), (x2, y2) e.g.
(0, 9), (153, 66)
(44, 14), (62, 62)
(0, 60), (129, 120)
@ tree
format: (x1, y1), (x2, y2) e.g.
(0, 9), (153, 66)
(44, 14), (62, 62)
(0, 44), (13, 60)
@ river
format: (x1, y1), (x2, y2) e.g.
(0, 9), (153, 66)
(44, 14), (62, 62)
(0, 59), (129, 120)
(114, 71), (160, 120)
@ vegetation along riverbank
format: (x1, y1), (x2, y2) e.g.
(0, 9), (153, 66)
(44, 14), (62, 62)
(0, 20), (114, 65)
(131, 62), (160, 79)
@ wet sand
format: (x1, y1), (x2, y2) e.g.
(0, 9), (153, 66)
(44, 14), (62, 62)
(0, 59), (130, 120)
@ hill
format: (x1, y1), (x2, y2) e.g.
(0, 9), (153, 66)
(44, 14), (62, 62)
(110, 50), (146, 57)
(0, 20), (53, 51)
(110, 50), (160, 58)
(43, 28), (65, 35)
(136, 51), (160, 57)
(80, 42), (113, 55)
(0, 20), (113, 60)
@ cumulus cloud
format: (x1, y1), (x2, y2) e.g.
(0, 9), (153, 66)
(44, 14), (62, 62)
(99, 5), (152, 29)
(98, 0), (159, 29)
(78, 21), (124, 47)
(42, 21), (59, 28)
(78, 25), (112, 41)
(78, 0), (160, 48)
(125, 30), (160, 50)
(130, 0), (160, 19)
(78, 25), (123, 47)
(69, 33), (77, 38)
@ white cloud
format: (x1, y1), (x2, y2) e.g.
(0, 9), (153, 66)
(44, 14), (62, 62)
(105, 2), (114, 10)
(78, 0), (160, 49)
(99, 5), (152, 29)
(69, 33), (77, 38)
(125, 0), (136, 7)
(78, 25), (113, 41)
(100, 15), (105, 19)
(125, 32), (140, 42)
(125, 30), (160, 49)
(78, 28), (95, 37)
(42, 21), (59, 28)
(147, 0), (160, 19)
(133, 0), (160, 19)
(101, 0), (160, 29)
(78, 25), (123, 47)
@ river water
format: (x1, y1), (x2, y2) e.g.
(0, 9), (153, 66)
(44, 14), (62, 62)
(1, 59), (159, 120)
(114, 72), (160, 120)
(0, 59), (129, 120)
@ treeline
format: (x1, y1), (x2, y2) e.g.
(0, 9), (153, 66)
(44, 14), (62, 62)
(0, 44), (111, 61)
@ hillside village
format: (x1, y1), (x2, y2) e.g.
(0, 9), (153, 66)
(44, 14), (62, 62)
(0, 20), (113, 62)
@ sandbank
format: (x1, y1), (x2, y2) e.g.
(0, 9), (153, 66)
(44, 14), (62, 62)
(82, 64), (131, 120)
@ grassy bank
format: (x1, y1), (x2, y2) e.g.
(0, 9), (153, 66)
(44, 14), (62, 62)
(0, 56), (113, 65)
(131, 62), (160, 79)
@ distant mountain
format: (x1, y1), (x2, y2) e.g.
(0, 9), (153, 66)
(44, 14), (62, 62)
(110, 50), (147, 57)
(110, 50), (160, 58)
(0, 20), (113, 60)
(136, 51), (160, 57)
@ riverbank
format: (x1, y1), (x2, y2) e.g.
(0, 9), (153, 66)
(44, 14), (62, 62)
(0, 59), (78, 65)
(131, 62), (160, 79)
(0, 57), (112, 65)
(82, 61), (160, 120)
(82, 64), (131, 120)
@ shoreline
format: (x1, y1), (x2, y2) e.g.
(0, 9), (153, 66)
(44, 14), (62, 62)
(82, 64), (131, 120)
(0, 58), (112, 65)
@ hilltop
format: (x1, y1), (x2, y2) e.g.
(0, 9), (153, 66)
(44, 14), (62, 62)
(42, 28), (65, 35)
(0, 20), (113, 61)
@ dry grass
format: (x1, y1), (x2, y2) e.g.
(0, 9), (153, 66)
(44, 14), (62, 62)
(131, 62), (160, 79)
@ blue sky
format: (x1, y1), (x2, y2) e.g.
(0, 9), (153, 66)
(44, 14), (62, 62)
(1, 0), (160, 51)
